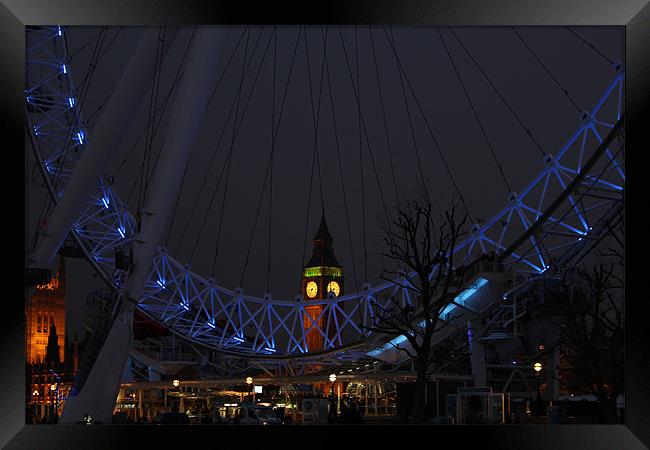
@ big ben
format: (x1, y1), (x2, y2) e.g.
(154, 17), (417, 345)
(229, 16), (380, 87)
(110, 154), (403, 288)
(301, 213), (344, 351)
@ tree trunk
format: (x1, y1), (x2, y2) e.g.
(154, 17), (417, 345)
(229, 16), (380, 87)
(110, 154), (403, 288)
(413, 355), (428, 424)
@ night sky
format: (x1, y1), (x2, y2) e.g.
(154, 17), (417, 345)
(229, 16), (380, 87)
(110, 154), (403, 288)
(26, 26), (623, 339)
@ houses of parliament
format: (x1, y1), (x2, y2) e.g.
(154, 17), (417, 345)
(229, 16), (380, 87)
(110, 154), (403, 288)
(25, 256), (81, 423)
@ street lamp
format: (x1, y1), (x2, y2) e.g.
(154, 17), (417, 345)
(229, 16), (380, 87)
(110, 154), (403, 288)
(172, 379), (180, 388)
(533, 362), (543, 409)
(50, 383), (58, 422)
(329, 374), (336, 396)
(246, 377), (253, 402)
(328, 374), (337, 423)
(32, 390), (39, 420)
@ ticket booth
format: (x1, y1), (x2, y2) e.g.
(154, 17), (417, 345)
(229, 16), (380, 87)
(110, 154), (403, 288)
(455, 387), (510, 424)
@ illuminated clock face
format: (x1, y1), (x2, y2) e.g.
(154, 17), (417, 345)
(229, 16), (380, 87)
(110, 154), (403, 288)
(327, 281), (340, 297)
(306, 281), (318, 298)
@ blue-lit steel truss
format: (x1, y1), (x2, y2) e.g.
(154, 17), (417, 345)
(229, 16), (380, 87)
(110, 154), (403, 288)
(27, 26), (625, 359)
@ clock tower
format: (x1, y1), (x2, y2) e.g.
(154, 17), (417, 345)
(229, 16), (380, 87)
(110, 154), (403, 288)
(301, 213), (344, 351)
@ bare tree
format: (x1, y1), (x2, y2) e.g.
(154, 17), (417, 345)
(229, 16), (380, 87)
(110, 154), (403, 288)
(557, 219), (624, 423)
(364, 195), (468, 423)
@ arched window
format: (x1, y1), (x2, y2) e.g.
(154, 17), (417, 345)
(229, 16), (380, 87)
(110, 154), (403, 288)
(43, 317), (48, 334)
(37, 313), (41, 332)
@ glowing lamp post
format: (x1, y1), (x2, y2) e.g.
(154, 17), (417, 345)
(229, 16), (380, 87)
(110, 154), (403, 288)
(246, 377), (253, 402)
(172, 379), (180, 388)
(33, 390), (39, 419)
(50, 383), (58, 421)
(327, 374), (338, 423)
(329, 374), (337, 395)
(533, 362), (543, 405)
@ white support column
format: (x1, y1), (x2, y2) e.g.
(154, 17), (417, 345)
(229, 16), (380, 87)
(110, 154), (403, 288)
(59, 28), (227, 425)
(60, 306), (134, 423)
(125, 28), (225, 302)
(28, 28), (177, 271)
(468, 319), (487, 387)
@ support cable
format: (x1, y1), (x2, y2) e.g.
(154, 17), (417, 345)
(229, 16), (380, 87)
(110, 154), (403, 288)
(137, 28), (165, 221)
(564, 26), (615, 66)
(205, 27), (252, 108)
(240, 27), (300, 290)
(369, 26), (401, 208)
(266, 28), (278, 294)
(386, 27), (427, 197)
(304, 27), (328, 213)
(156, 28), (260, 226)
(184, 27), (273, 265)
(511, 27), (582, 114)
(437, 27), (513, 194)
(210, 27), (267, 268)
(448, 28), (546, 157)
(189, 26), (255, 262)
(298, 27), (330, 291)
(95, 27), (125, 64)
(135, 29), (166, 224)
(170, 27), (260, 254)
(382, 26), (474, 223)
(298, 29), (319, 293)
(322, 26), (360, 294)
(355, 26), (368, 283)
(338, 27), (395, 262)
(115, 29), (197, 180)
(120, 27), (251, 190)
(68, 28), (105, 59)
(145, 28), (166, 187)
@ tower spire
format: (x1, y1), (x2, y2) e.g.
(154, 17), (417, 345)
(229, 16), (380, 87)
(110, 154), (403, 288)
(45, 320), (60, 366)
(306, 211), (340, 267)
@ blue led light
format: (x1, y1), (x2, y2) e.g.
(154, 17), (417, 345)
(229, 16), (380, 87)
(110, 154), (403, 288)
(367, 277), (489, 358)
(68, 97), (75, 107)
(233, 336), (244, 343)
(179, 302), (189, 311)
(207, 321), (216, 329)
(117, 226), (125, 239)
(76, 130), (85, 144)
(264, 347), (277, 353)
(101, 196), (110, 208)
(62, 64), (67, 74)
(57, 26), (63, 36)
(440, 277), (489, 318)
(156, 279), (166, 289)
